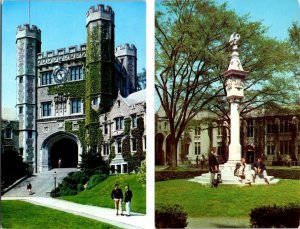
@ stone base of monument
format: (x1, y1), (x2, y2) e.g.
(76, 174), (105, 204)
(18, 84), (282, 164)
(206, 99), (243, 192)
(190, 162), (279, 185)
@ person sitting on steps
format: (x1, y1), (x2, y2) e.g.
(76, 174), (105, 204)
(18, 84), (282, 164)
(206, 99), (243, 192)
(251, 157), (269, 184)
(234, 158), (251, 185)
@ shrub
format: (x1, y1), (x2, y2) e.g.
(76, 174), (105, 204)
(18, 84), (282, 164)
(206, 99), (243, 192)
(79, 148), (110, 177)
(267, 169), (300, 180)
(86, 174), (108, 190)
(155, 204), (188, 228)
(249, 203), (300, 228)
(137, 160), (146, 185)
(51, 171), (89, 197)
(155, 170), (206, 182)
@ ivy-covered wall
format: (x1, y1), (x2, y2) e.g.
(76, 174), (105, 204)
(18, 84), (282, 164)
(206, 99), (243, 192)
(65, 120), (86, 153)
(85, 20), (115, 150)
(121, 116), (146, 172)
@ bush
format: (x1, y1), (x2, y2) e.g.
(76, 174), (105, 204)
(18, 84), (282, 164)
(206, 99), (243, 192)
(268, 168), (300, 179)
(137, 160), (146, 185)
(1, 149), (29, 189)
(79, 149), (110, 177)
(250, 203), (300, 228)
(155, 170), (206, 182)
(51, 171), (89, 197)
(155, 204), (188, 228)
(86, 174), (108, 190)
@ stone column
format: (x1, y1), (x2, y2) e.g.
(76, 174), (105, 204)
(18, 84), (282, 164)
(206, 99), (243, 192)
(228, 100), (242, 163)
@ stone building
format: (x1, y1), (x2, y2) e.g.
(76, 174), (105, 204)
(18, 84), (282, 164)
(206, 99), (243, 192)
(100, 89), (146, 174)
(16, 4), (140, 172)
(1, 120), (19, 154)
(155, 105), (300, 166)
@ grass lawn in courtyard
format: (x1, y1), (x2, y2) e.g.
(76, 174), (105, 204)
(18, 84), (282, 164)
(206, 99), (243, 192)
(1, 200), (119, 229)
(156, 179), (300, 218)
(62, 174), (146, 214)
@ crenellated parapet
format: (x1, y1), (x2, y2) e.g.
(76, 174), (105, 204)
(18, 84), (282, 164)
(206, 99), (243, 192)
(37, 44), (86, 66)
(86, 4), (115, 26)
(16, 24), (41, 41)
(115, 44), (137, 57)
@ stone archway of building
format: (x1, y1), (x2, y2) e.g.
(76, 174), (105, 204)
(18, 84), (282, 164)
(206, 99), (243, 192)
(244, 145), (255, 164)
(51, 138), (78, 168)
(155, 133), (165, 165)
(181, 137), (191, 162)
(40, 132), (82, 171)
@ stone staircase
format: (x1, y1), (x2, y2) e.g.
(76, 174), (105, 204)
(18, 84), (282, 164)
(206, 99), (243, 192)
(3, 168), (77, 197)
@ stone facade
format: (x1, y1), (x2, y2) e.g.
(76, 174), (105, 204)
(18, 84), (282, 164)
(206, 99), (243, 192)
(1, 119), (19, 153)
(16, 4), (140, 173)
(155, 106), (300, 166)
(99, 89), (146, 173)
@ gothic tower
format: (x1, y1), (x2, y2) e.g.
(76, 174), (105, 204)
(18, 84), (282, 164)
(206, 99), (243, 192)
(16, 24), (41, 172)
(85, 4), (115, 148)
(115, 44), (137, 95)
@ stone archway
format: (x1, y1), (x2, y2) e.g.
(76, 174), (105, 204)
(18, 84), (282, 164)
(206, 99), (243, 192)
(244, 145), (255, 164)
(40, 132), (82, 171)
(155, 133), (165, 165)
(51, 138), (78, 168)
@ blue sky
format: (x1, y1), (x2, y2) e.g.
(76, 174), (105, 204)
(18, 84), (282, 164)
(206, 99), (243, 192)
(2, 1), (146, 110)
(155, 0), (299, 111)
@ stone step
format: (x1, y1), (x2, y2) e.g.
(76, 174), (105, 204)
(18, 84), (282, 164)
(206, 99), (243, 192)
(191, 172), (279, 185)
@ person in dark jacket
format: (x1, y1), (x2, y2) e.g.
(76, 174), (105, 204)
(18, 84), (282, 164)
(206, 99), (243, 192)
(208, 147), (219, 188)
(111, 184), (123, 215)
(26, 181), (32, 195)
(251, 157), (269, 184)
(124, 185), (133, 216)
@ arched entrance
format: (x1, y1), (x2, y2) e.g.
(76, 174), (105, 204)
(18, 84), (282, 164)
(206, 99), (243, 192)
(155, 133), (165, 165)
(40, 132), (81, 170)
(244, 145), (255, 164)
(51, 138), (78, 168)
(181, 137), (191, 162)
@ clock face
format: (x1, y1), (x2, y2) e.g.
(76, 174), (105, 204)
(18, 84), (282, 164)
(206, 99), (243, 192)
(53, 66), (69, 83)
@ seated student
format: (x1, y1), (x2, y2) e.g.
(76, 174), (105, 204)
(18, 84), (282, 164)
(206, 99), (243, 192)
(251, 157), (269, 184)
(234, 158), (251, 184)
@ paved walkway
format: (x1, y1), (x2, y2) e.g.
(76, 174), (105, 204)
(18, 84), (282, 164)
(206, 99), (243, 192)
(2, 196), (146, 229)
(187, 217), (249, 228)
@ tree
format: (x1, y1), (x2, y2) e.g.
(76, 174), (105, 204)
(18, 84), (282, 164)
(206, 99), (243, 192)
(155, 0), (298, 167)
(137, 68), (146, 90)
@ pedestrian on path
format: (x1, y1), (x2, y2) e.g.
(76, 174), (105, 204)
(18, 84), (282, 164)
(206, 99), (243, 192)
(111, 184), (123, 216)
(124, 185), (133, 216)
(208, 147), (220, 188)
(26, 181), (32, 195)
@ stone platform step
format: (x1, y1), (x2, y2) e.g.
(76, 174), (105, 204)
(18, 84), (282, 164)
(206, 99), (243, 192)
(190, 172), (279, 185)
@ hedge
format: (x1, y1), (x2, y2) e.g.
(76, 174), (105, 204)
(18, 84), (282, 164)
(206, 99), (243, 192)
(155, 204), (188, 228)
(155, 170), (207, 182)
(250, 203), (300, 228)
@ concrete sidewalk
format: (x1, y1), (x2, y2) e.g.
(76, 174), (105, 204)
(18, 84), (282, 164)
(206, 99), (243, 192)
(2, 197), (146, 229)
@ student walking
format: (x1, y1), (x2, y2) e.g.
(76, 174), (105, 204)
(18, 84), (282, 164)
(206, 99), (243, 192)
(111, 184), (123, 216)
(26, 181), (32, 195)
(124, 185), (133, 216)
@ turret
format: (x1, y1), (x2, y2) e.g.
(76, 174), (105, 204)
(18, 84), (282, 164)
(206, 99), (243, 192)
(16, 24), (41, 172)
(85, 4), (115, 148)
(115, 44), (137, 94)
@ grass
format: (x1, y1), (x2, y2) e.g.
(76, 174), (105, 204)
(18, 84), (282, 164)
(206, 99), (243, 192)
(61, 174), (146, 214)
(1, 200), (119, 229)
(156, 179), (300, 218)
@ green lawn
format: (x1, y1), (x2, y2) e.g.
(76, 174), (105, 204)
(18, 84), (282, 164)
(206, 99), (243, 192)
(156, 179), (300, 218)
(1, 200), (119, 229)
(62, 174), (146, 214)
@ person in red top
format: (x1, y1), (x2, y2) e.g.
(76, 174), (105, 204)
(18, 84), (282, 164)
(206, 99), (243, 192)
(111, 184), (124, 216)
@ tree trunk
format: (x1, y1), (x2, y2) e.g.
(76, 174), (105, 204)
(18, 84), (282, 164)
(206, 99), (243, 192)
(169, 136), (178, 168)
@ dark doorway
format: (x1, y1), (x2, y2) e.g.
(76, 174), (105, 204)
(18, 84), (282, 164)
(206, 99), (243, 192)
(50, 138), (78, 168)
(246, 151), (254, 164)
